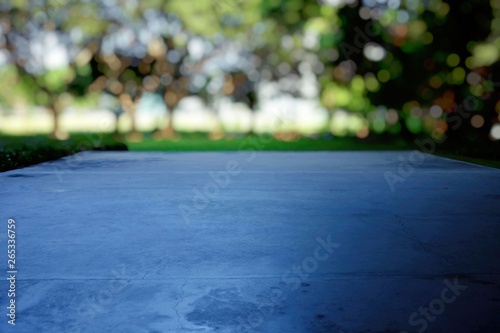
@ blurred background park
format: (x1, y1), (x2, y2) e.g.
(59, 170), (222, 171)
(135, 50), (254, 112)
(0, 0), (499, 170)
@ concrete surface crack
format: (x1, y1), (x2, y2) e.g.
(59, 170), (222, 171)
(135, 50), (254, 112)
(24, 284), (44, 303)
(393, 214), (454, 267)
(174, 279), (187, 329)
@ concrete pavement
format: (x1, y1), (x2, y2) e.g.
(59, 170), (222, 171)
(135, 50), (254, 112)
(1, 151), (499, 332)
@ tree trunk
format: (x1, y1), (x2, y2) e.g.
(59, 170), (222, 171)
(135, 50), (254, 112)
(124, 95), (143, 142)
(49, 105), (68, 140)
(164, 110), (176, 138)
(128, 98), (143, 142)
(112, 110), (123, 141)
(130, 98), (138, 134)
(50, 107), (58, 137)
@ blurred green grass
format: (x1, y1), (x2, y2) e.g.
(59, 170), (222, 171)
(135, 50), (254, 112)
(126, 133), (411, 151)
(127, 133), (500, 168)
(127, 134), (500, 169)
(1, 133), (499, 171)
(0, 134), (127, 172)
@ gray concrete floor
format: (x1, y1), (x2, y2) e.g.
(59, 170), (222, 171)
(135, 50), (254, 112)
(1, 151), (499, 333)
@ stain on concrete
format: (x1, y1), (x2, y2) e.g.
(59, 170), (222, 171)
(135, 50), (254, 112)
(185, 288), (259, 328)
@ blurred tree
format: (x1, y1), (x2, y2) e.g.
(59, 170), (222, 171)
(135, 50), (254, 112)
(0, 0), (104, 138)
(335, 0), (499, 144)
(165, 0), (262, 38)
(81, 2), (167, 139)
(258, 0), (499, 145)
(1, 0), (498, 147)
(1, 1), (193, 138)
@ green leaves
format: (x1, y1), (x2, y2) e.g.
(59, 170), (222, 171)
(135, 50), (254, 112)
(166, 0), (262, 38)
(39, 68), (72, 93)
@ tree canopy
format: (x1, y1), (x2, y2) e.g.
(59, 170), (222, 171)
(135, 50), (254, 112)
(0, 0), (498, 144)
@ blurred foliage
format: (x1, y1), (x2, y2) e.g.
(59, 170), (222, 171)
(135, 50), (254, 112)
(166, 0), (262, 37)
(0, 0), (499, 147)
